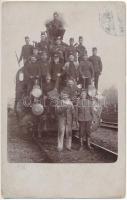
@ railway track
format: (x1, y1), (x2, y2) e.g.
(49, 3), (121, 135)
(73, 134), (118, 161)
(32, 131), (118, 163)
(100, 121), (118, 130)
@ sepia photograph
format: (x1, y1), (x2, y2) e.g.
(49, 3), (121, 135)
(1, 1), (126, 198)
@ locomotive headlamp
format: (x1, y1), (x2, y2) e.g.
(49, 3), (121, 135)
(31, 85), (42, 98)
(88, 85), (96, 97)
(32, 103), (44, 116)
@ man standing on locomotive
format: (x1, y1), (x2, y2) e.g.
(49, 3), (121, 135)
(50, 53), (64, 91)
(63, 52), (79, 83)
(39, 51), (51, 84)
(37, 32), (49, 56)
(50, 36), (66, 64)
(65, 37), (77, 61)
(79, 53), (94, 90)
(24, 56), (41, 94)
(89, 47), (103, 90)
(77, 36), (87, 63)
(19, 36), (33, 64)
(46, 12), (65, 41)
(55, 92), (75, 152)
(76, 90), (94, 150)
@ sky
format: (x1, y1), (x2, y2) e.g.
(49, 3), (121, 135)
(2, 1), (125, 104)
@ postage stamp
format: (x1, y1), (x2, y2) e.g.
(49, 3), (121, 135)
(99, 5), (125, 36)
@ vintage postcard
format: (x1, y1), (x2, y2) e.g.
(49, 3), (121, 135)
(1, 1), (126, 198)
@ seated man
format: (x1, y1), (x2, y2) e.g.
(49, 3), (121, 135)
(79, 53), (94, 90)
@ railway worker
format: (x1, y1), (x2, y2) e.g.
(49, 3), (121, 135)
(76, 36), (87, 63)
(65, 38), (77, 61)
(42, 73), (54, 96)
(76, 90), (94, 150)
(24, 56), (41, 94)
(32, 46), (40, 61)
(46, 12), (65, 41)
(89, 47), (103, 90)
(39, 51), (51, 84)
(19, 36), (33, 64)
(79, 53), (94, 90)
(62, 79), (80, 103)
(50, 36), (66, 64)
(37, 32), (49, 55)
(63, 52), (79, 83)
(50, 53), (64, 91)
(55, 92), (75, 151)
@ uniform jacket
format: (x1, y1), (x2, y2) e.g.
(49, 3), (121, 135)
(89, 55), (102, 74)
(51, 62), (63, 81)
(37, 40), (49, 54)
(19, 44), (33, 60)
(63, 61), (79, 81)
(56, 100), (75, 125)
(77, 98), (94, 121)
(24, 61), (41, 80)
(76, 44), (86, 60)
(65, 45), (77, 61)
(39, 61), (51, 80)
(50, 44), (66, 61)
(79, 60), (94, 78)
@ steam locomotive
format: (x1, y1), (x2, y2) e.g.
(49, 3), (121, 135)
(15, 15), (103, 137)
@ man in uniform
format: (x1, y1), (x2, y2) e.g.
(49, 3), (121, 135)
(55, 92), (75, 151)
(24, 56), (41, 94)
(50, 36), (66, 64)
(19, 36), (33, 64)
(79, 53), (94, 90)
(37, 32), (49, 56)
(50, 53), (64, 91)
(77, 36), (87, 63)
(76, 90), (94, 150)
(89, 47), (102, 90)
(39, 51), (51, 84)
(63, 52), (79, 83)
(65, 37), (77, 61)
(46, 12), (65, 41)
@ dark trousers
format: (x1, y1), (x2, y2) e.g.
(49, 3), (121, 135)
(94, 73), (99, 90)
(79, 121), (92, 139)
(80, 77), (91, 90)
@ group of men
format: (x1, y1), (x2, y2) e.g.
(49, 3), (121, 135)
(17, 12), (103, 151)
(19, 34), (102, 92)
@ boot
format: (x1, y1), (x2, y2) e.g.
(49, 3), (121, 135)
(86, 137), (93, 150)
(79, 138), (84, 151)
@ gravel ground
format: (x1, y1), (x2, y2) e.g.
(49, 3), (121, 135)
(7, 112), (117, 163)
(91, 128), (118, 153)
